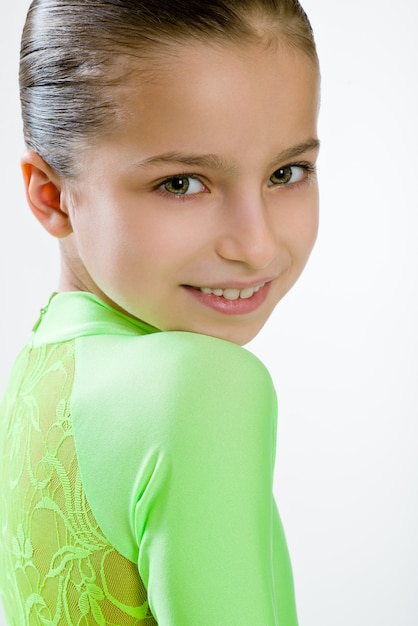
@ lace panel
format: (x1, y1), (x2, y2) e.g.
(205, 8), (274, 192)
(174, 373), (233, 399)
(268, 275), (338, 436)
(0, 342), (157, 625)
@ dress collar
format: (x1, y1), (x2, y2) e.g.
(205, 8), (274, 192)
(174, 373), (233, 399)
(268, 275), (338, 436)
(30, 291), (159, 346)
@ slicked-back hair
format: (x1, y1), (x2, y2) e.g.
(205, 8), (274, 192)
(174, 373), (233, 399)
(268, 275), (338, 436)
(20, 0), (318, 176)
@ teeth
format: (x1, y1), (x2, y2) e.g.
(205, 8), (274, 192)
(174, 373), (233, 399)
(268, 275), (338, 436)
(199, 283), (265, 300)
(239, 287), (256, 299)
(223, 289), (240, 301)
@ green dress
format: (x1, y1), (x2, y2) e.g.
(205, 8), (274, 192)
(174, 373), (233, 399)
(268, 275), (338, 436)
(0, 291), (298, 625)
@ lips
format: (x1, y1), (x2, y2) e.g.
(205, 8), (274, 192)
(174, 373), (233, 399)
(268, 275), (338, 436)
(184, 280), (272, 316)
(198, 282), (265, 301)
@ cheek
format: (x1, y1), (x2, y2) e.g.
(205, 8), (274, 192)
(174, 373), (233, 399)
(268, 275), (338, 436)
(302, 202), (319, 254)
(70, 207), (135, 289)
(279, 192), (319, 260)
(99, 221), (190, 290)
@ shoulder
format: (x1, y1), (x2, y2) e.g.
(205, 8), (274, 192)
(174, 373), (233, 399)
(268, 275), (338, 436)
(84, 329), (268, 374)
(70, 331), (277, 561)
(72, 330), (275, 423)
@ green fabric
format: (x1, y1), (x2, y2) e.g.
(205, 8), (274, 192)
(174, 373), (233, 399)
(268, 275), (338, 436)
(0, 335), (156, 622)
(0, 292), (298, 625)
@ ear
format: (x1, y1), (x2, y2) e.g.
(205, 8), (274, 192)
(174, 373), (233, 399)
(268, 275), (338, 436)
(21, 150), (73, 238)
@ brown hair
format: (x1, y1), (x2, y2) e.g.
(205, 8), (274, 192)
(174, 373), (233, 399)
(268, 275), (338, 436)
(20, 0), (318, 177)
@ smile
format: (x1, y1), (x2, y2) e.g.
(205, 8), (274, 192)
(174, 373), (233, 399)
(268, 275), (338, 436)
(198, 282), (266, 301)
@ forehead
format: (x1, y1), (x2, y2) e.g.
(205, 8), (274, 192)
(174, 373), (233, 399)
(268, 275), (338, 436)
(100, 41), (319, 168)
(123, 39), (319, 103)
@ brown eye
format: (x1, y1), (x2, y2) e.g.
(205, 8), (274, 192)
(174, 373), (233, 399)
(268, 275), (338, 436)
(161, 175), (205, 196)
(163, 176), (190, 195)
(269, 166), (293, 185)
(268, 165), (306, 187)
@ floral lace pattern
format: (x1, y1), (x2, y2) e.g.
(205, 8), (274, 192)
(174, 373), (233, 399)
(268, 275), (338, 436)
(0, 341), (157, 625)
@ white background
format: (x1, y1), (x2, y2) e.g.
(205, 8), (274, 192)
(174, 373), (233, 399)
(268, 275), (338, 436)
(1, 1), (417, 625)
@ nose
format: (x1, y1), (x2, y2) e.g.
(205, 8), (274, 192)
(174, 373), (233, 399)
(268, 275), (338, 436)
(215, 190), (278, 270)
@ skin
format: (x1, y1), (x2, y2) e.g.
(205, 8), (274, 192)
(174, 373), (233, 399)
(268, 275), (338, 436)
(23, 40), (320, 345)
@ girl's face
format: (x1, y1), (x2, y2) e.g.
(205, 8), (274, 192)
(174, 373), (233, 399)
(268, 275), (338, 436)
(61, 41), (320, 345)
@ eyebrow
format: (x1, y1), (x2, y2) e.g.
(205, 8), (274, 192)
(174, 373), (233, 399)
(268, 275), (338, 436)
(135, 152), (239, 174)
(134, 138), (320, 173)
(266, 138), (320, 170)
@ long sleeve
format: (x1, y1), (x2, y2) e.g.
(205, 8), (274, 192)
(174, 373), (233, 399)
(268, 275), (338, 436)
(72, 331), (298, 625)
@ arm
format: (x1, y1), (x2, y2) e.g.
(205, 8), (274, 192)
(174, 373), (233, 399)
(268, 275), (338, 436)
(72, 331), (297, 625)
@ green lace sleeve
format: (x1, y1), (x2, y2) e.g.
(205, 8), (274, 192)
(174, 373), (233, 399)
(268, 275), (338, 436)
(72, 331), (298, 625)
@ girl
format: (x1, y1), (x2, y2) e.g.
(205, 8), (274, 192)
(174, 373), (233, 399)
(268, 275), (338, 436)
(0, 1), (320, 624)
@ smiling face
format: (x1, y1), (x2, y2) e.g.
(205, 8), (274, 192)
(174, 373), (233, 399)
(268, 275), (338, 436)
(59, 41), (320, 345)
